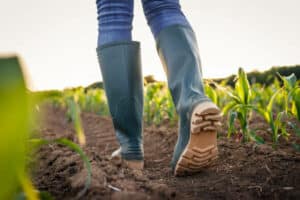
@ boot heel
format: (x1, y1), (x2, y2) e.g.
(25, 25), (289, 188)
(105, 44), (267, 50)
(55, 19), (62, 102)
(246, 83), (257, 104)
(174, 102), (221, 176)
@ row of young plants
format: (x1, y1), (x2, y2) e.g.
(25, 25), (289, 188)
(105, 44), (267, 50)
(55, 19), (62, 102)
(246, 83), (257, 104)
(36, 83), (176, 126)
(44, 68), (300, 148)
(209, 68), (300, 147)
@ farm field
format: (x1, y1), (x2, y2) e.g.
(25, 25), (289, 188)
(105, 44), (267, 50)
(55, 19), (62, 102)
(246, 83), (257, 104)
(2, 1), (300, 199)
(34, 103), (300, 199)
(32, 68), (300, 199)
(1, 56), (300, 199)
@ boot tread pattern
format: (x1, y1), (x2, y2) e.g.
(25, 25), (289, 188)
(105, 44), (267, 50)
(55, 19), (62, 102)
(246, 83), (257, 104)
(192, 112), (222, 133)
(175, 102), (221, 176)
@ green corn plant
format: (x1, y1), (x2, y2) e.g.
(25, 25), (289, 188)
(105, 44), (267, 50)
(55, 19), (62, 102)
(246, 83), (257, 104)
(277, 73), (300, 120)
(255, 73), (299, 147)
(145, 83), (164, 125)
(65, 95), (86, 146)
(160, 91), (177, 125)
(277, 73), (300, 121)
(290, 88), (300, 121)
(32, 90), (63, 108)
(144, 82), (160, 124)
(144, 82), (176, 125)
(84, 89), (109, 115)
(206, 80), (235, 110)
(222, 68), (263, 143)
(207, 80), (232, 111)
(257, 88), (288, 146)
(251, 78), (281, 109)
(204, 81), (219, 106)
(0, 56), (39, 200)
(64, 88), (109, 115)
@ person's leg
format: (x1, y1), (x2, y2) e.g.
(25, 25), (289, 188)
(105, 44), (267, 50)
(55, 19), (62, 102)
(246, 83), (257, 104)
(96, 0), (144, 169)
(141, 0), (190, 38)
(142, 0), (222, 176)
(96, 0), (134, 45)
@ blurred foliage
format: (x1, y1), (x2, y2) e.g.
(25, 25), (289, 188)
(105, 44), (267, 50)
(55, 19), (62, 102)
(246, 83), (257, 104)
(144, 82), (177, 125)
(0, 56), (38, 200)
(0, 56), (92, 199)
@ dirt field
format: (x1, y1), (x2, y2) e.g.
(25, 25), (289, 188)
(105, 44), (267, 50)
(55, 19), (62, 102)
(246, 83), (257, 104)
(33, 105), (300, 200)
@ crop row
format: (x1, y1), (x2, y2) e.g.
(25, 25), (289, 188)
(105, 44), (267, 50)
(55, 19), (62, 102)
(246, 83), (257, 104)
(38, 68), (300, 148)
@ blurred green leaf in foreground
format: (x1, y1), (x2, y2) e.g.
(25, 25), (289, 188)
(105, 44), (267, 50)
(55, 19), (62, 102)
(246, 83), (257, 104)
(0, 55), (38, 200)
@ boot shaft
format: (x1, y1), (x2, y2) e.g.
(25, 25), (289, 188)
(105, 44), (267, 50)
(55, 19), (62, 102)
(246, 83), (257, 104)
(97, 41), (144, 160)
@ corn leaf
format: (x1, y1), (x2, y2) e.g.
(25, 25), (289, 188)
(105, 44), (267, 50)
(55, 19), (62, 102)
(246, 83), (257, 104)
(227, 90), (241, 104)
(205, 84), (218, 105)
(227, 111), (237, 138)
(19, 173), (39, 200)
(291, 87), (300, 121)
(235, 68), (251, 104)
(278, 73), (297, 90)
(0, 56), (34, 200)
(266, 89), (282, 113)
(222, 101), (237, 115)
(249, 130), (265, 144)
(66, 97), (86, 145)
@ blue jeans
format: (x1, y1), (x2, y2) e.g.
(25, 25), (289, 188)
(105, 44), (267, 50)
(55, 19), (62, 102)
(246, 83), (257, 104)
(96, 0), (191, 46)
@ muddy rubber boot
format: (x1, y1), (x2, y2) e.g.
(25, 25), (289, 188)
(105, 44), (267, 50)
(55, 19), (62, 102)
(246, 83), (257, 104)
(96, 41), (144, 170)
(156, 25), (222, 176)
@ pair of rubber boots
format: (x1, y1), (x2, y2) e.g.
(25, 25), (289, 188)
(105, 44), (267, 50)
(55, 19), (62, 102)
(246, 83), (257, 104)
(96, 25), (222, 176)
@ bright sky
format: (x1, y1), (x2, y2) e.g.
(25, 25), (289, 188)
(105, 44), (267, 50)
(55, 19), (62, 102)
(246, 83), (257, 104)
(1, 0), (300, 91)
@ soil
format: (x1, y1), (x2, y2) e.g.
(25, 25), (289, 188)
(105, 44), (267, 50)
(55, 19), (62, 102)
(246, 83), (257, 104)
(33, 104), (300, 200)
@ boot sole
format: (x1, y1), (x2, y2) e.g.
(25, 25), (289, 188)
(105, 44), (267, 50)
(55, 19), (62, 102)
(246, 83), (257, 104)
(174, 102), (221, 176)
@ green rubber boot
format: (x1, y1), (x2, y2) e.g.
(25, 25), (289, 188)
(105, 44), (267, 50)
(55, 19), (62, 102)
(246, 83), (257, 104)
(156, 25), (222, 176)
(96, 41), (144, 169)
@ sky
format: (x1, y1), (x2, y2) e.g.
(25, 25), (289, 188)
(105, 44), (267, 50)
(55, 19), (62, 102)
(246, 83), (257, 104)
(1, 0), (300, 91)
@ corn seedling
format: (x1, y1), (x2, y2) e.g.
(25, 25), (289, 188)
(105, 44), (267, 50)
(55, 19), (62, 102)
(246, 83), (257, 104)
(222, 68), (263, 143)
(257, 88), (288, 146)
(204, 81), (219, 106)
(277, 73), (300, 120)
(84, 89), (109, 115)
(144, 82), (177, 125)
(65, 95), (86, 146)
